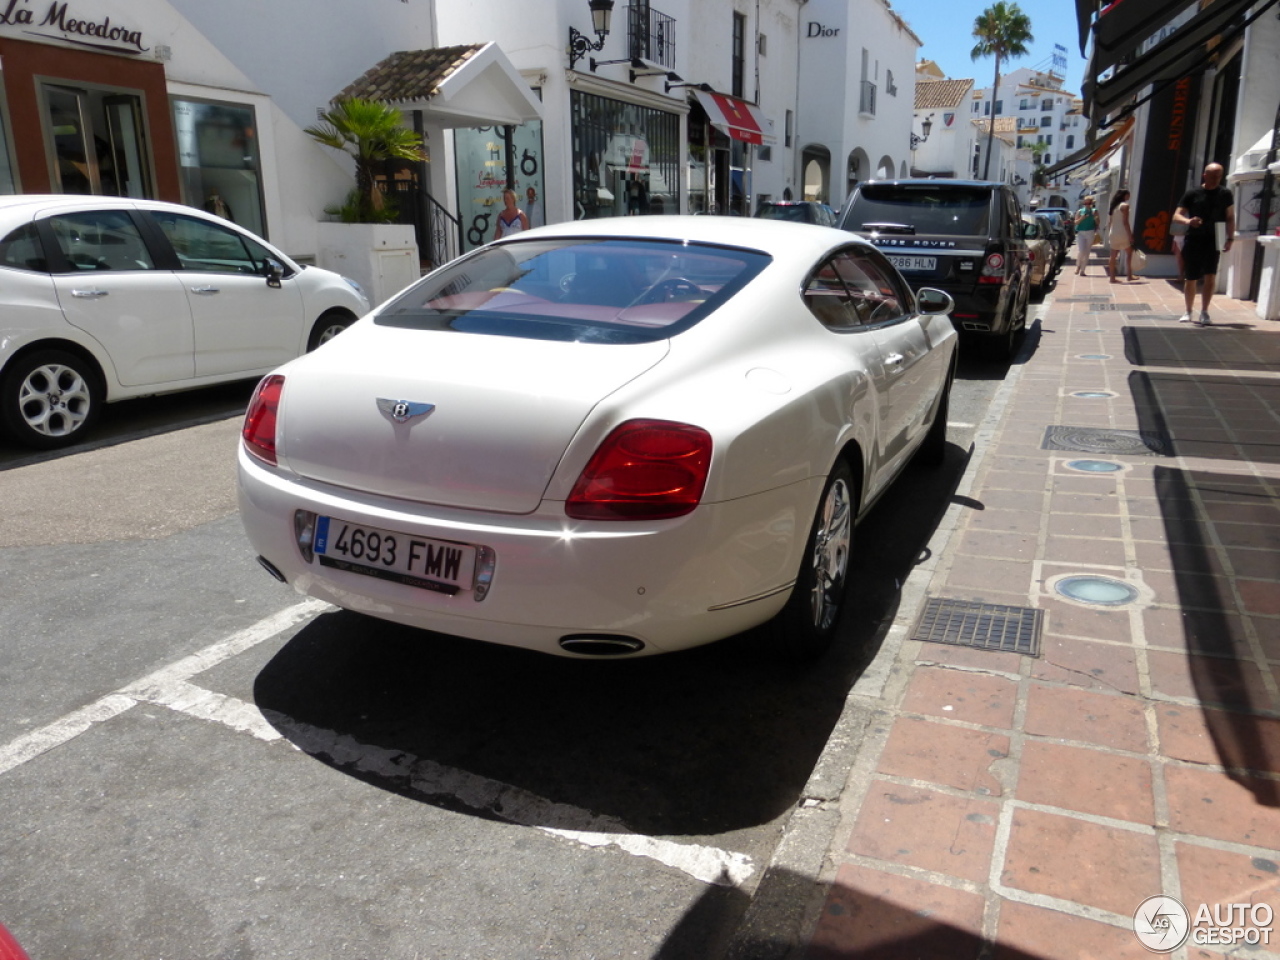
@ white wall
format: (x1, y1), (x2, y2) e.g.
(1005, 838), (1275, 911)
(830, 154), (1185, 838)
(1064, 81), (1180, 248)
(799, 0), (919, 203)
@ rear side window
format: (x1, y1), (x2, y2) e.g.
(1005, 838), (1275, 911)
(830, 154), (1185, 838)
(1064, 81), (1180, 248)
(844, 185), (993, 236)
(378, 237), (771, 344)
(0, 223), (47, 272)
(804, 248), (908, 330)
(46, 210), (156, 273)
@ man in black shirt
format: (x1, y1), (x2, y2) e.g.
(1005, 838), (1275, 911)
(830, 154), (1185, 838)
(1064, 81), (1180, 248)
(1173, 163), (1235, 326)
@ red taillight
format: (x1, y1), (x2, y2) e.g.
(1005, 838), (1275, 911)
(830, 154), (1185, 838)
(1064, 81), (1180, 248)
(566, 419), (712, 520)
(979, 251), (1005, 284)
(243, 374), (285, 465)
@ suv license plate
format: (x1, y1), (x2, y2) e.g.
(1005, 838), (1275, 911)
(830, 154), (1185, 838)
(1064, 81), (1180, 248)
(314, 516), (477, 595)
(886, 255), (937, 272)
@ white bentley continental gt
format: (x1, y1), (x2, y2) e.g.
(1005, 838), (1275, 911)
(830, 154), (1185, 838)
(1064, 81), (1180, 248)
(237, 216), (957, 658)
(0, 195), (369, 449)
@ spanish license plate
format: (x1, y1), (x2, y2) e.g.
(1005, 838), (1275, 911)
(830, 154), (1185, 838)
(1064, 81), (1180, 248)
(886, 255), (937, 273)
(314, 517), (477, 595)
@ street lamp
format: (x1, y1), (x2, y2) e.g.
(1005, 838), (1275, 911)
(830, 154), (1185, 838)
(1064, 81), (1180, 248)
(910, 114), (933, 150)
(568, 0), (615, 70)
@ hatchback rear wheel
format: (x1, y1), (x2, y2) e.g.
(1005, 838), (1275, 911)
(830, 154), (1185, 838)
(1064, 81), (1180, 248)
(1, 349), (103, 449)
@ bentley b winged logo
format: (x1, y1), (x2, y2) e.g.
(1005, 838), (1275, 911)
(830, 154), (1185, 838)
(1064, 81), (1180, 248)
(376, 398), (436, 424)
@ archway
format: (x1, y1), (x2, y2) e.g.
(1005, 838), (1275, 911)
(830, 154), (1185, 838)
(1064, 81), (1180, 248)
(845, 148), (871, 202)
(877, 154), (895, 179)
(801, 145), (832, 202)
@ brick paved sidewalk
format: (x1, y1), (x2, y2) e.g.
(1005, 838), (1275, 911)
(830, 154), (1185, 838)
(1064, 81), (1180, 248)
(803, 249), (1280, 959)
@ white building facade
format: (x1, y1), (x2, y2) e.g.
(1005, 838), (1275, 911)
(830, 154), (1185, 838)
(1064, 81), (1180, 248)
(796, 0), (920, 205)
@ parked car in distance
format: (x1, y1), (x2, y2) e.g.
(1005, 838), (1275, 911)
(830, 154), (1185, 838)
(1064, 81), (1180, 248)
(238, 216), (958, 660)
(754, 200), (837, 226)
(1022, 214), (1055, 299)
(1035, 211), (1070, 268)
(0, 195), (370, 449)
(835, 179), (1030, 359)
(1035, 206), (1076, 244)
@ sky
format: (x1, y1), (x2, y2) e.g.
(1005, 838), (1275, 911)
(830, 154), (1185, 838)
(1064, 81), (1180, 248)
(888, 0), (1091, 96)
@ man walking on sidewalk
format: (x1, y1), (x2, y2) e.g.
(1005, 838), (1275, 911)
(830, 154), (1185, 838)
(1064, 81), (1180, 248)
(1173, 162), (1235, 325)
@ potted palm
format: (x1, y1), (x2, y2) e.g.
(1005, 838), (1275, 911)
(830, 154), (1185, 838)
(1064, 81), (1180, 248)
(306, 98), (426, 305)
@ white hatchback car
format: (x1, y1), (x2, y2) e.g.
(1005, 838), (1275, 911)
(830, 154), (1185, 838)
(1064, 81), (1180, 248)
(0, 195), (370, 448)
(238, 216), (957, 659)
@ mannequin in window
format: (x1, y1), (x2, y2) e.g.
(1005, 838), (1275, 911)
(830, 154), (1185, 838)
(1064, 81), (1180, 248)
(204, 190), (234, 222)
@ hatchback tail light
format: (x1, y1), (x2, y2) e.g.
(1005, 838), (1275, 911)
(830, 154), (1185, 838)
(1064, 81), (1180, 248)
(243, 375), (285, 465)
(567, 419), (712, 520)
(979, 251), (1005, 284)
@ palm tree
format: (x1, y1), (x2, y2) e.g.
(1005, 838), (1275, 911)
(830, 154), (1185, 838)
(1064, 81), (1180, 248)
(971, 2), (1033, 181)
(305, 99), (426, 222)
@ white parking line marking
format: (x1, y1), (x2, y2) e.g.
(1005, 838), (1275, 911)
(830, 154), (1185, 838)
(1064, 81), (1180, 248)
(947, 421), (976, 429)
(0, 694), (137, 776)
(0, 601), (323, 774)
(0, 597), (754, 888)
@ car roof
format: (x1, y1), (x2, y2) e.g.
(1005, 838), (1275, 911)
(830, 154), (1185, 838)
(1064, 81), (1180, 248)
(509, 214), (871, 263)
(854, 178), (1006, 189)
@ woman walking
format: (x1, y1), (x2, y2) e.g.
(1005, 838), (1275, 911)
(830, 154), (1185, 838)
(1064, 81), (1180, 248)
(493, 189), (530, 240)
(1073, 196), (1098, 275)
(1107, 190), (1137, 283)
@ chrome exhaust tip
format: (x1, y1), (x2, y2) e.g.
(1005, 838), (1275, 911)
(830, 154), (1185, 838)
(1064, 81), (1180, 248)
(256, 556), (287, 583)
(558, 634), (645, 656)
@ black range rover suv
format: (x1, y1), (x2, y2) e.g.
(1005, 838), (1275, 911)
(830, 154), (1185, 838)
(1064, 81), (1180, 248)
(836, 179), (1031, 359)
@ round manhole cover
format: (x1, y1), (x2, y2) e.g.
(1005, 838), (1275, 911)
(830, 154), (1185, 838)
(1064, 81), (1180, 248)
(1065, 459), (1125, 473)
(1055, 575), (1140, 606)
(1043, 426), (1166, 456)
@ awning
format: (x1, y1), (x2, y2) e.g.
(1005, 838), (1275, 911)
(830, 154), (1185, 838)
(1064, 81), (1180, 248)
(1081, 0), (1263, 121)
(336, 42), (542, 128)
(1090, 0), (1195, 76)
(693, 89), (769, 145)
(1042, 116), (1135, 176)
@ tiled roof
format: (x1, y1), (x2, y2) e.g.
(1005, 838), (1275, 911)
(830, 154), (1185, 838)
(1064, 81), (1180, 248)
(915, 78), (974, 110)
(335, 44), (486, 104)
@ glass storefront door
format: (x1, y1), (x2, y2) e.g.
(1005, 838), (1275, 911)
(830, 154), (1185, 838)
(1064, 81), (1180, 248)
(171, 98), (266, 239)
(42, 83), (153, 197)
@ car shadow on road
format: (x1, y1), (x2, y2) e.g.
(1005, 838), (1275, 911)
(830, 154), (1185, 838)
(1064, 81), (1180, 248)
(252, 445), (971, 841)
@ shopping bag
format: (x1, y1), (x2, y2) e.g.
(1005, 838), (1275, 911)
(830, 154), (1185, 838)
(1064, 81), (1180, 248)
(1092, 232), (1103, 247)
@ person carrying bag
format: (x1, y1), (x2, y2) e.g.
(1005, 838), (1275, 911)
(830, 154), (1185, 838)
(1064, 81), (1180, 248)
(1073, 196), (1098, 276)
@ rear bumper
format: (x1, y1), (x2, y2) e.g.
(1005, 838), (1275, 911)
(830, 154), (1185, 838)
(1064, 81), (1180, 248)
(237, 445), (822, 657)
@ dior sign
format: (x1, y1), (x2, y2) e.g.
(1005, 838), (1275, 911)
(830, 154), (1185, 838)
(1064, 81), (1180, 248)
(0, 0), (148, 54)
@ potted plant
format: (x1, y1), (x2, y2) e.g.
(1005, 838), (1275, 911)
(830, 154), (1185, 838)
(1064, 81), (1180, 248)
(306, 98), (426, 305)
(305, 97), (426, 223)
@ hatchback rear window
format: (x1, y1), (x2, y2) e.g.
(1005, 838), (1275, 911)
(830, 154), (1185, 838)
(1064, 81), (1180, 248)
(377, 238), (770, 344)
(845, 185), (992, 236)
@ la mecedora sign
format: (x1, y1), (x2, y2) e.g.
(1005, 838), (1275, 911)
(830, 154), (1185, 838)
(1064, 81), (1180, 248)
(0, 0), (148, 55)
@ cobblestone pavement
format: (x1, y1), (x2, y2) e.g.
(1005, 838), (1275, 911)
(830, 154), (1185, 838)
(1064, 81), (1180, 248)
(802, 252), (1280, 959)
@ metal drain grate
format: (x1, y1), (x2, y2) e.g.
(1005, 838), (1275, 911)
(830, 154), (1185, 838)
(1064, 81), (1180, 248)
(1086, 303), (1152, 312)
(1042, 425), (1170, 456)
(913, 598), (1042, 656)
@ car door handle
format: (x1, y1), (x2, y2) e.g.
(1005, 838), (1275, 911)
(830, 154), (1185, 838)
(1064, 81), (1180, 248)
(71, 289), (109, 299)
(884, 352), (905, 367)
(189, 286), (221, 295)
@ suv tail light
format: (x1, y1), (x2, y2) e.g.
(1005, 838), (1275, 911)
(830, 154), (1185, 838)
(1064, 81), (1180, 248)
(567, 419), (712, 520)
(243, 375), (285, 465)
(979, 251), (1005, 284)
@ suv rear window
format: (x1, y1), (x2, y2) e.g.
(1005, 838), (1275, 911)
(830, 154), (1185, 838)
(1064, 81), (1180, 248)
(377, 237), (770, 344)
(845, 184), (992, 236)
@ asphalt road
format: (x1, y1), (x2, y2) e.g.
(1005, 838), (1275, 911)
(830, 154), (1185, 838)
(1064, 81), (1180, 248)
(0, 305), (1039, 959)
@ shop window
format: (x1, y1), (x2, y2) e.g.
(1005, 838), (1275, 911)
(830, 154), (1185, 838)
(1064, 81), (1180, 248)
(171, 98), (267, 239)
(0, 106), (17, 194)
(42, 83), (153, 198)
(570, 90), (679, 221)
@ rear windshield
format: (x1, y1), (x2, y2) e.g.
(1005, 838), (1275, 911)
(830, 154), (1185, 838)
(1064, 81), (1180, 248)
(757, 204), (813, 222)
(377, 237), (770, 343)
(844, 184), (992, 236)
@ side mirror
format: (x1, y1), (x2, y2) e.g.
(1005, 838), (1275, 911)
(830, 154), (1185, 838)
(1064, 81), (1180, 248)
(265, 259), (284, 289)
(916, 287), (954, 316)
